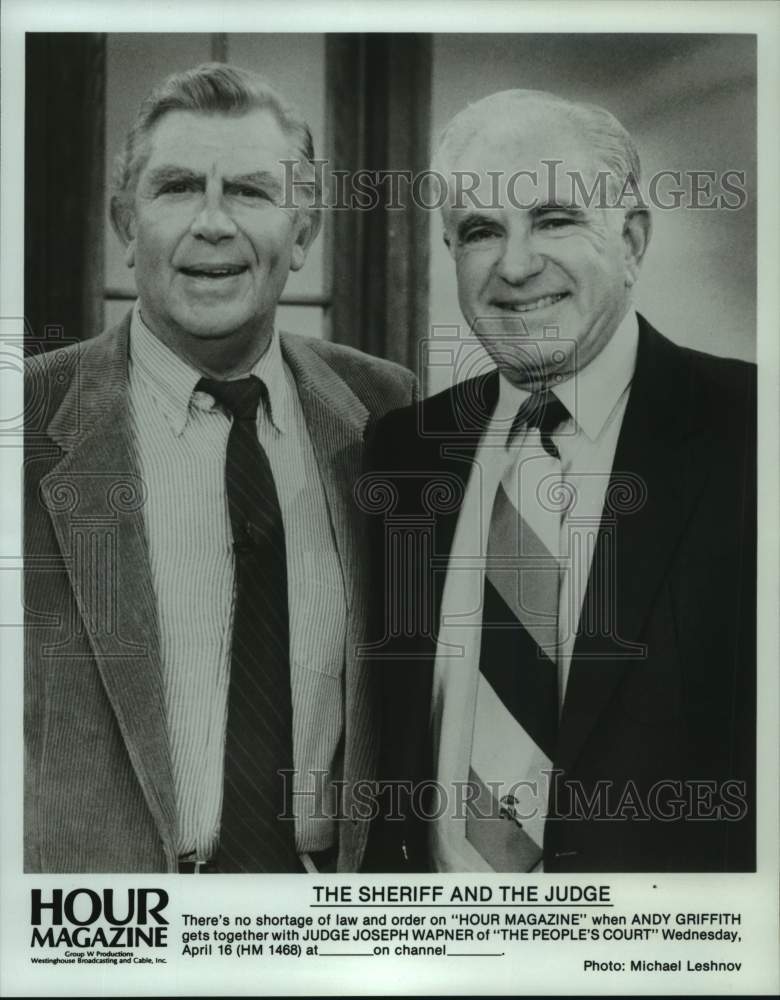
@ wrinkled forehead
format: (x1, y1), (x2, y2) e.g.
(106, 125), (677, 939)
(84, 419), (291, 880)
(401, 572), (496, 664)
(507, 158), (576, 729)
(442, 112), (606, 215)
(140, 108), (299, 179)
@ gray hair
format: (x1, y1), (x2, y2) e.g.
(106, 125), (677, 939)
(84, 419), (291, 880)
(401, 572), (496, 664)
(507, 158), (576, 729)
(432, 89), (641, 204)
(112, 62), (320, 209)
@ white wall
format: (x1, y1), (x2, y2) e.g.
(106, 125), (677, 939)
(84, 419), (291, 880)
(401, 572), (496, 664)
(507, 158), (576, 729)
(427, 34), (756, 394)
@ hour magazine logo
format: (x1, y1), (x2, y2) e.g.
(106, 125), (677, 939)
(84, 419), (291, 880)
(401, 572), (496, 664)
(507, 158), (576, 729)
(30, 888), (169, 953)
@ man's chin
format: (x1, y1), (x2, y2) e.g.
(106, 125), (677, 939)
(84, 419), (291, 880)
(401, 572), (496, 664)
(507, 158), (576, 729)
(145, 310), (272, 366)
(497, 359), (575, 391)
(475, 330), (576, 386)
(173, 310), (262, 342)
(181, 326), (244, 341)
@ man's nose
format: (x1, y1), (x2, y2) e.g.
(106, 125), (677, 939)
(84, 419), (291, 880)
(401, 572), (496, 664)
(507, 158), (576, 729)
(495, 231), (544, 284)
(190, 191), (238, 242)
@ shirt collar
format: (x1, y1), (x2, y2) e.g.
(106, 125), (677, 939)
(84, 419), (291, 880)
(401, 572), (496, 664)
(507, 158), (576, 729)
(129, 305), (203, 437)
(248, 326), (289, 434)
(496, 308), (639, 443)
(129, 304), (288, 435)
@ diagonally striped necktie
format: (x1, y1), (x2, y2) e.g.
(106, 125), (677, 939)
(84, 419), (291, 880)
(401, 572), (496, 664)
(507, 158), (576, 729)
(197, 375), (300, 872)
(467, 390), (569, 871)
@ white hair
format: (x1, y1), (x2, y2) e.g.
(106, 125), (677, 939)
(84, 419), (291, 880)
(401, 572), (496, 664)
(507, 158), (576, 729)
(432, 89), (641, 203)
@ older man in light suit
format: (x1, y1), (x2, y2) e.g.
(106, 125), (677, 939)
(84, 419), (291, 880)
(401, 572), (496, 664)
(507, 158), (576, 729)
(24, 63), (415, 873)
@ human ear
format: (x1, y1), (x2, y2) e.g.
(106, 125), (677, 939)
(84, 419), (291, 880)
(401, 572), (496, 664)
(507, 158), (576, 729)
(290, 209), (322, 271)
(110, 195), (137, 269)
(622, 209), (651, 288)
(443, 229), (455, 259)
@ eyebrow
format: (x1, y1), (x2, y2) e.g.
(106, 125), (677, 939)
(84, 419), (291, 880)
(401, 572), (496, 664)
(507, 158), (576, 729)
(452, 202), (588, 241)
(225, 171), (283, 194)
(144, 166), (283, 194)
(144, 165), (202, 189)
(455, 213), (498, 240)
(532, 202), (586, 216)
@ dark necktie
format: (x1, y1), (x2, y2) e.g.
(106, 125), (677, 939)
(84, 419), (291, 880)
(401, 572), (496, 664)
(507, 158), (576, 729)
(197, 375), (299, 872)
(507, 389), (570, 457)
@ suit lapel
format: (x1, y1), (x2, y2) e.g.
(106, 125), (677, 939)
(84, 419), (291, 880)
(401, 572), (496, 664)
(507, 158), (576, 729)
(425, 372), (500, 636)
(41, 318), (176, 856)
(279, 334), (373, 826)
(371, 373), (496, 808)
(280, 333), (368, 614)
(557, 319), (716, 775)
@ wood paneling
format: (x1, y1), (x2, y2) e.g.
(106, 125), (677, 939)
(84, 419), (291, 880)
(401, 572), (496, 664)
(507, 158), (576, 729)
(326, 35), (431, 377)
(25, 34), (106, 352)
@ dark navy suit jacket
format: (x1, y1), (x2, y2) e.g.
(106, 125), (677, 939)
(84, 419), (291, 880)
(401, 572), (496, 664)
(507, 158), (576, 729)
(364, 317), (756, 873)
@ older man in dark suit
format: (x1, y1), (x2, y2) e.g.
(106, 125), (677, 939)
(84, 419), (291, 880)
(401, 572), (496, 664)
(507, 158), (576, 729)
(364, 90), (755, 873)
(25, 63), (415, 873)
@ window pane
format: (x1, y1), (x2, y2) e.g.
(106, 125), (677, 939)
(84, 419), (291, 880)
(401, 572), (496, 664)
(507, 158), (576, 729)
(104, 297), (134, 332)
(228, 33), (327, 301)
(277, 305), (325, 340)
(104, 34), (213, 297)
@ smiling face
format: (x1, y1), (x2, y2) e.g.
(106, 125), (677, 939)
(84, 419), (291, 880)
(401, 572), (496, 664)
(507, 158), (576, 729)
(443, 110), (648, 389)
(114, 108), (317, 374)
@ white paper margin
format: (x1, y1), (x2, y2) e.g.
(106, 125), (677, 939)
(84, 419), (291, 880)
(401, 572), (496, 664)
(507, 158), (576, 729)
(1, 2), (778, 996)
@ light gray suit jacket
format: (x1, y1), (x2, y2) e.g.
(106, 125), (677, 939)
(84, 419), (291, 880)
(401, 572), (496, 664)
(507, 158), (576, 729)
(24, 313), (415, 873)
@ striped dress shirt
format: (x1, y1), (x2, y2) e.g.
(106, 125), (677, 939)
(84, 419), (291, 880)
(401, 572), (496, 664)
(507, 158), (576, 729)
(128, 307), (346, 860)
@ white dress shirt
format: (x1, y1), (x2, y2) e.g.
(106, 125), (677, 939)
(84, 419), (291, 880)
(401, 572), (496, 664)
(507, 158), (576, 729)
(128, 306), (346, 860)
(430, 310), (639, 872)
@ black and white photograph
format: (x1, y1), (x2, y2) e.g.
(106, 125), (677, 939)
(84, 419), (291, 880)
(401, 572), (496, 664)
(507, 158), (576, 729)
(2, 1), (778, 996)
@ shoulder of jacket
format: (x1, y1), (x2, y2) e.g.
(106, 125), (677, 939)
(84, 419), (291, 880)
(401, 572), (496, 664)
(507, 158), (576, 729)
(294, 334), (415, 385)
